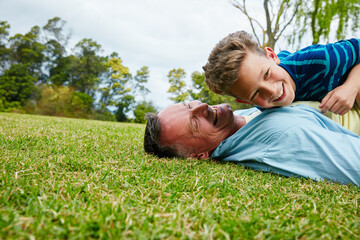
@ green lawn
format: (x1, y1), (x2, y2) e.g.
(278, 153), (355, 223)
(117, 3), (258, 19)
(0, 112), (359, 239)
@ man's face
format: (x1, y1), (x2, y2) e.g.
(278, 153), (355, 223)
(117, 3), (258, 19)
(158, 100), (245, 159)
(230, 48), (296, 108)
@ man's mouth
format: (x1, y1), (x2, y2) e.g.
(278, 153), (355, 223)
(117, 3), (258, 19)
(212, 106), (219, 125)
(273, 83), (285, 102)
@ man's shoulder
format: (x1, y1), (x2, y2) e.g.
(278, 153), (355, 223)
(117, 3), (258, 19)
(247, 105), (326, 133)
(261, 105), (320, 120)
(237, 105), (318, 138)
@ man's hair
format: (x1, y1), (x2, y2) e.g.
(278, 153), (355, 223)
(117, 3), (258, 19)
(144, 112), (190, 158)
(203, 30), (266, 96)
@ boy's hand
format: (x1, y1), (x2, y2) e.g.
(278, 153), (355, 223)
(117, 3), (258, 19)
(356, 92), (360, 107)
(319, 84), (358, 115)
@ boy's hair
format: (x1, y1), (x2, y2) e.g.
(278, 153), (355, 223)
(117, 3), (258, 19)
(144, 113), (191, 158)
(203, 31), (266, 96)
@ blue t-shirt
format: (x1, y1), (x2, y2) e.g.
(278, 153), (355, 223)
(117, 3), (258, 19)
(212, 105), (360, 185)
(278, 39), (360, 101)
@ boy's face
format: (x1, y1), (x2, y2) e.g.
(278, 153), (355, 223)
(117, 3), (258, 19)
(230, 48), (296, 108)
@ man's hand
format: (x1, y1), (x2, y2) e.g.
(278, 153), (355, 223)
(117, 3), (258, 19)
(319, 84), (358, 115)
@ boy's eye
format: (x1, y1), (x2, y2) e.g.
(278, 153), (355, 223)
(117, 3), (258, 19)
(264, 69), (269, 79)
(250, 90), (259, 102)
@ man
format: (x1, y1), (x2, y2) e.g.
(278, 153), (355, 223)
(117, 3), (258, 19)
(144, 101), (360, 185)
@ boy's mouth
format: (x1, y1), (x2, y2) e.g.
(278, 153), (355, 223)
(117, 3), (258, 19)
(273, 83), (285, 102)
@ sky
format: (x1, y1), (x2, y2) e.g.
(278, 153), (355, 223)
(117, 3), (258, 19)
(0, 0), (262, 109)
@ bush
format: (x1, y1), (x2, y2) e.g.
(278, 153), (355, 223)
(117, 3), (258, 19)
(34, 85), (74, 116)
(67, 91), (94, 118)
(133, 101), (157, 123)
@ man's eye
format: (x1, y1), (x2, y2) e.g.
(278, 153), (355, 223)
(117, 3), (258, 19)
(192, 118), (199, 130)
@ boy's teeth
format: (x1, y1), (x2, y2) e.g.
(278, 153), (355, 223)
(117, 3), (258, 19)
(276, 86), (284, 100)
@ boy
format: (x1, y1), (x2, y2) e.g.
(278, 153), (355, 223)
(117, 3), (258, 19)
(203, 31), (360, 115)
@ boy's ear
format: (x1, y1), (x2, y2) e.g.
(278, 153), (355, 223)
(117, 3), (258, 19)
(235, 98), (252, 105)
(264, 47), (280, 64)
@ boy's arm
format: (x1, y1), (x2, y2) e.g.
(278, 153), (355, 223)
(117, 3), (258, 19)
(319, 63), (360, 115)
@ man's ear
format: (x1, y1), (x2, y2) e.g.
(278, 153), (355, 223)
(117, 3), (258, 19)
(264, 47), (280, 64)
(190, 152), (210, 159)
(235, 98), (252, 105)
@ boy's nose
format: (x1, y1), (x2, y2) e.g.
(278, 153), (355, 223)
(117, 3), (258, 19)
(260, 85), (276, 99)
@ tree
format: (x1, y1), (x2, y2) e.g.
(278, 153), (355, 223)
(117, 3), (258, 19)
(132, 66), (150, 99)
(133, 101), (157, 123)
(167, 68), (189, 103)
(70, 38), (106, 96)
(48, 54), (78, 86)
(290, 0), (360, 47)
(8, 26), (46, 82)
(0, 21), (10, 73)
(67, 91), (94, 118)
(0, 64), (36, 110)
(230, 0), (301, 49)
(230, 0), (360, 50)
(98, 54), (130, 110)
(42, 17), (71, 85)
(115, 94), (135, 122)
(189, 71), (251, 109)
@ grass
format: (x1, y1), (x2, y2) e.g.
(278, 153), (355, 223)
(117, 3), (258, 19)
(0, 112), (359, 239)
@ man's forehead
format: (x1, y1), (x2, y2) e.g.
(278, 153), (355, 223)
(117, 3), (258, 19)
(158, 102), (184, 117)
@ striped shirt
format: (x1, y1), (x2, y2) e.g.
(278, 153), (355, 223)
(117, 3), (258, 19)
(278, 39), (360, 101)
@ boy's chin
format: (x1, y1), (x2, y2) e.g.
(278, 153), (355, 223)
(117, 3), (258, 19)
(274, 99), (293, 107)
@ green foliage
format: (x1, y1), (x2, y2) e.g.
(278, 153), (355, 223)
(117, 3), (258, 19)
(132, 66), (150, 97)
(32, 85), (74, 116)
(231, 0), (360, 50)
(230, 0), (302, 49)
(42, 17), (68, 46)
(167, 68), (189, 103)
(8, 26), (46, 81)
(98, 55), (130, 109)
(0, 21), (9, 45)
(0, 17), (150, 121)
(167, 70), (252, 109)
(115, 95), (135, 122)
(293, 0), (360, 45)
(26, 85), (94, 119)
(93, 108), (116, 122)
(133, 101), (158, 123)
(1, 112), (359, 239)
(189, 71), (251, 110)
(48, 55), (77, 86)
(0, 21), (10, 71)
(0, 64), (36, 111)
(67, 91), (94, 118)
(70, 38), (106, 96)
